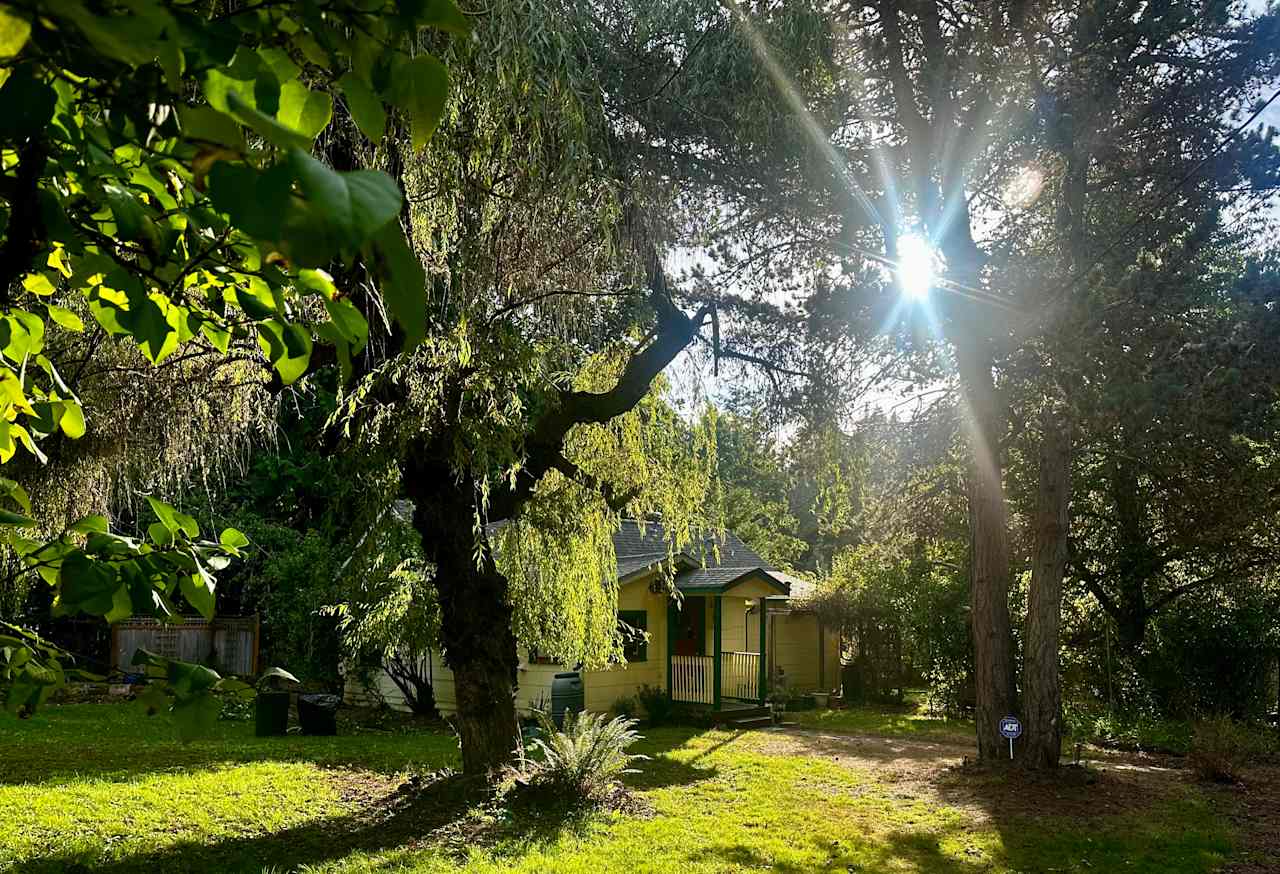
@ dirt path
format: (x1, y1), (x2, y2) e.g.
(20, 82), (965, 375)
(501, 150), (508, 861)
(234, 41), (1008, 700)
(740, 725), (1194, 825)
(736, 724), (1280, 871)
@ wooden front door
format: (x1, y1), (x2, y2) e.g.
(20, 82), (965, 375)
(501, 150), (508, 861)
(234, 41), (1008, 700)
(673, 596), (706, 656)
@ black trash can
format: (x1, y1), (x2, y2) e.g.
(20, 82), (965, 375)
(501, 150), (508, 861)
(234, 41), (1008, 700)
(550, 672), (584, 728)
(255, 691), (290, 737)
(298, 693), (340, 736)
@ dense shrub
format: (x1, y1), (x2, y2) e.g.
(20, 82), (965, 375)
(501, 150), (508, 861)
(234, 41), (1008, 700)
(237, 524), (345, 689)
(637, 684), (674, 725)
(511, 711), (647, 803)
(1141, 593), (1279, 720)
(610, 694), (640, 720)
(1062, 704), (1194, 754)
(1190, 715), (1258, 783)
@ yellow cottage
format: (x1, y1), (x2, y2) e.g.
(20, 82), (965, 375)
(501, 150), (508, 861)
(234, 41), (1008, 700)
(347, 520), (840, 717)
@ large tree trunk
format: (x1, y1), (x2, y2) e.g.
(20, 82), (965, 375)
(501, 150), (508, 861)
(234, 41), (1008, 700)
(1020, 408), (1072, 769)
(1110, 459), (1152, 651)
(955, 339), (1017, 763)
(406, 467), (521, 775)
(395, 284), (708, 775)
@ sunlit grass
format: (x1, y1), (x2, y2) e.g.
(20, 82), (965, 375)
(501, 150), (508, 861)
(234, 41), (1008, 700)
(0, 704), (1239, 873)
(0, 761), (346, 869)
(791, 695), (976, 745)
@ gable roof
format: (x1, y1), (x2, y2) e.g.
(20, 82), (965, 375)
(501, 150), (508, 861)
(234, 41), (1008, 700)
(613, 519), (790, 596)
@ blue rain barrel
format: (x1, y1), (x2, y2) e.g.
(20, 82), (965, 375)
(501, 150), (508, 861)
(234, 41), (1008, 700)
(550, 672), (584, 727)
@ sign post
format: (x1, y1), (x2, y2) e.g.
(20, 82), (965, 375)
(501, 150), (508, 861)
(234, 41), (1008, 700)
(999, 715), (1022, 760)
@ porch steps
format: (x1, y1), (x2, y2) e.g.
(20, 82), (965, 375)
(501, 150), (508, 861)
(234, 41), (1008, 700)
(729, 715), (774, 729)
(709, 705), (794, 730)
(710, 705), (769, 725)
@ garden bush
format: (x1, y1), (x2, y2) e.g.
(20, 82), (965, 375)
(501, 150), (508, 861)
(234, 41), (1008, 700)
(637, 684), (674, 725)
(1063, 704), (1194, 754)
(1190, 715), (1258, 783)
(509, 711), (647, 804)
(610, 694), (640, 720)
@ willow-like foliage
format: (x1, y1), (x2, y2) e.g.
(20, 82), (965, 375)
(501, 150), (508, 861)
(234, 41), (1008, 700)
(325, 0), (727, 674)
(404, 0), (636, 340)
(0, 333), (271, 618)
(497, 365), (720, 669)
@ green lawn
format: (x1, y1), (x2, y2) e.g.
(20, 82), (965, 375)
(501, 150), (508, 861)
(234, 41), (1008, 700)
(0, 702), (1243, 873)
(791, 695), (975, 745)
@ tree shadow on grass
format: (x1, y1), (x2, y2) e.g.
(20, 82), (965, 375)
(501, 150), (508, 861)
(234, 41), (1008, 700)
(623, 750), (720, 791)
(930, 761), (1236, 873)
(24, 772), (557, 874)
(21, 736), (718, 874)
(685, 831), (988, 874)
(0, 732), (461, 787)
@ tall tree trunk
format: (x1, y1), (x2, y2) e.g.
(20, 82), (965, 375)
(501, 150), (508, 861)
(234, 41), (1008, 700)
(955, 338), (1017, 762)
(1110, 459), (1152, 651)
(406, 468), (521, 775)
(1020, 407), (1072, 769)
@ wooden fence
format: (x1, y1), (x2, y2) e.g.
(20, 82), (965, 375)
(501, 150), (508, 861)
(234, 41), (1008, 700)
(111, 616), (259, 676)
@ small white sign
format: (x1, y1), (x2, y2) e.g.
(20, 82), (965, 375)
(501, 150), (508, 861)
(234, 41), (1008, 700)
(999, 715), (1022, 760)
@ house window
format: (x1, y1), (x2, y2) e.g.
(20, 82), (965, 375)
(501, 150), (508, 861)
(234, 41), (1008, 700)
(618, 610), (648, 662)
(526, 648), (557, 665)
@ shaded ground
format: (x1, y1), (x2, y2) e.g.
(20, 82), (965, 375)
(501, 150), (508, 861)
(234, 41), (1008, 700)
(745, 726), (1188, 823)
(1210, 765), (1280, 874)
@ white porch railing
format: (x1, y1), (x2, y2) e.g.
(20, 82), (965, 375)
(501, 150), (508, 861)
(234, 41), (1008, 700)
(721, 650), (762, 701)
(670, 654), (714, 704)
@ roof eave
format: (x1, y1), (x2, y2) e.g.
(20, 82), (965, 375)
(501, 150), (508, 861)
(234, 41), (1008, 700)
(675, 567), (791, 596)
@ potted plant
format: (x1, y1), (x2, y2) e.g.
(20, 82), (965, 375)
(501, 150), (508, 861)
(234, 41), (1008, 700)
(813, 690), (831, 709)
(768, 666), (791, 724)
(254, 667), (300, 737)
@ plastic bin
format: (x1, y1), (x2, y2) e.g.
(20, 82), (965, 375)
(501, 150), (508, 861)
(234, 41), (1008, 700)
(255, 691), (290, 736)
(298, 693), (340, 736)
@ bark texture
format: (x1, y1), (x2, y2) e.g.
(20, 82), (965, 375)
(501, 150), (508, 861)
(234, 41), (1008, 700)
(405, 469), (521, 775)
(399, 279), (710, 775)
(1020, 408), (1072, 769)
(955, 339), (1017, 762)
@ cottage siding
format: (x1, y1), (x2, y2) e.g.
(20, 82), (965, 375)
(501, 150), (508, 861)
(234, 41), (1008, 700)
(346, 582), (671, 716)
(581, 583), (665, 711)
(344, 536), (840, 713)
(770, 612), (840, 692)
(717, 598), (755, 654)
(346, 599), (838, 712)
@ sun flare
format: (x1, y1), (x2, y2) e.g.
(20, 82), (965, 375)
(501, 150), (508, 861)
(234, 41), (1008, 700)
(896, 233), (938, 301)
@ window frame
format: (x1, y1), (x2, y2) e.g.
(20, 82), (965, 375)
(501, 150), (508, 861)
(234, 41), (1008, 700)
(618, 609), (649, 663)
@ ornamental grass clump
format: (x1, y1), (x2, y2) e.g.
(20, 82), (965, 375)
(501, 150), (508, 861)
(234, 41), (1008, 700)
(509, 711), (648, 805)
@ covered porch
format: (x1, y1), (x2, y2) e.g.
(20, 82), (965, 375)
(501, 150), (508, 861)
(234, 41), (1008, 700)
(665, 569), (789, 710)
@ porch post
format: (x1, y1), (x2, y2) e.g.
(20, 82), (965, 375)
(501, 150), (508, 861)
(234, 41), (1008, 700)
(667, 598), (678, 700)
(758, 597), (768, 705)
(713, 595), (722, 709)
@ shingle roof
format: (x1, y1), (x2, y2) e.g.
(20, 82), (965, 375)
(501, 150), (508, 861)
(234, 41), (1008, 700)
(769, 571), (817, 600)
(613, 519), (789, 595)
(612, 521), (674, 580)
(484, 516), (791, 595)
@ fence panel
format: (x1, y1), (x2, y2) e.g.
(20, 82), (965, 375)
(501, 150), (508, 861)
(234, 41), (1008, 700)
(112, 617), (258, 676)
